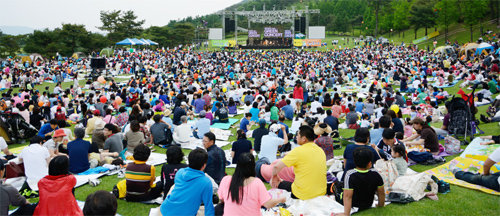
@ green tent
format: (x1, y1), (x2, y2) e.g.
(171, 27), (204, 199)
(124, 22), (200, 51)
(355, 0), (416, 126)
(100, 48), (113, 57)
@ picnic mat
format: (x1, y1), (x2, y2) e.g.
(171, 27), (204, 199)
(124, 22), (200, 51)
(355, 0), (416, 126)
(181, 138), (230, 150)
(8, 145), (27, 154)
(432, 80), (459, 88)
(126, 152), (167, 166)
(424, 157), (500, 195)
(210, 118), (239, 130)
(460, 138), (500, 158)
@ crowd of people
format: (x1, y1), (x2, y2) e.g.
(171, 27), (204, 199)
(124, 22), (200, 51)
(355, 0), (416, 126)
(0, 35), (499, 215)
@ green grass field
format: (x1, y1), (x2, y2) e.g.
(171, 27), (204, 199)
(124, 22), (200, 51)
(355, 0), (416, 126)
(6, 74), (500, 215)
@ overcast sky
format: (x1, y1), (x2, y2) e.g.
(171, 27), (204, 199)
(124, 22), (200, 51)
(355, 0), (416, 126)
(1, 0), (241, 33)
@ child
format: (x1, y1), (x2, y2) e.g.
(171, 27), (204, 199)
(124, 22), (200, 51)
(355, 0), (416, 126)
(341, 147), (385, 215)
(359, 113), (371, 128)
(409, 106), (417, 120)
(392, 144), (408, 176)
(404, 118), (413, 138)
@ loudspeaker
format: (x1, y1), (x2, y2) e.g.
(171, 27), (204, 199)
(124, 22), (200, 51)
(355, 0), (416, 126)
(225, 18), (235, 33)
(90, 58), (106, 69)
(300, 17), (306, 34)
(294, 19), (300, 32)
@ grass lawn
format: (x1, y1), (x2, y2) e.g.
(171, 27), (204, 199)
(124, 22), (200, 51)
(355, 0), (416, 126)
(6, 76), (500, 215)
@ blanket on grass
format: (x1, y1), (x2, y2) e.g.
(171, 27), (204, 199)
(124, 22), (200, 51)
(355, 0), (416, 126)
(424, 157), (500, 195)
(460, 138), (500, 158)
(211, 118), (239, 130)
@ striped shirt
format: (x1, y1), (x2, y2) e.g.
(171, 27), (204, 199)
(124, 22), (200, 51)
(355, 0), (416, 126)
(125, 160), (156, 197)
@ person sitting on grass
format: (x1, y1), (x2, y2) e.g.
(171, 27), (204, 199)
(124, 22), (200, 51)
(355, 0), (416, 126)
(271, 125), (326, 200)
(336, 147), (385, 216)
(216, 153), (286, 215)
(160, 148), (214, 216)
(231, 130), (253, 164)
(42, 129), (67, 158)
(67, 127), (91, 174)
(0, 161), (35, 216)
(37, 119), (58, 140)
(125, 144), (164, 202)
(452, 146), (500, 191)
(83, 190), (118, 216)
(160, 145), (188, 199)
(34, 155), (83, 216)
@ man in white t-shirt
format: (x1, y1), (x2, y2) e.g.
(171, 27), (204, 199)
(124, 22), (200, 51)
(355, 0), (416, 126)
(18, 136), (50, 189)
(0, 137), (15, 161)
(453, 145), (500, 191)
(258, 124), (288, 163)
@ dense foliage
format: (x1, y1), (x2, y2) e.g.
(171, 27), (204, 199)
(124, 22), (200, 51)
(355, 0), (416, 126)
(1, 0), (498, 58)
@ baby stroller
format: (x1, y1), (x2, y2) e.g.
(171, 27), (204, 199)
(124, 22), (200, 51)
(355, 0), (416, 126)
(0, 111), (39, 144)
(446, 88), (482, 144)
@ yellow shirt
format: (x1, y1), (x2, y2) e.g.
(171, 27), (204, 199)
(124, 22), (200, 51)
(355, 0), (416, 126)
(282, 142), (326, 200)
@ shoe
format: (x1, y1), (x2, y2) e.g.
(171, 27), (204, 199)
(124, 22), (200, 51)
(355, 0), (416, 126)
(480, 114), (491, 123)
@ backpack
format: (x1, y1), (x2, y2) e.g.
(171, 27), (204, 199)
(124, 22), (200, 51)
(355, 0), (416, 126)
(55, 111), (66, 120)
(374, 160), (399, 192)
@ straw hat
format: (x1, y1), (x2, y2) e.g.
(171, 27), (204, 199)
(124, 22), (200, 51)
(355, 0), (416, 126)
(163, 109), (172, 116)
(314, 123), (333, 136)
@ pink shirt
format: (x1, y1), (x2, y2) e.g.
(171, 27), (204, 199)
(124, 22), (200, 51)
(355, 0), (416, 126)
(218, 176), (271, 216)
(260, 160), (295, 182)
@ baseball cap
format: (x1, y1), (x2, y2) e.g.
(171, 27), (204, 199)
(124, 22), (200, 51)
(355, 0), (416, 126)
(93, 110), (101, 116)
(181, 102), (188, 106)
(269, 124), (281, 133)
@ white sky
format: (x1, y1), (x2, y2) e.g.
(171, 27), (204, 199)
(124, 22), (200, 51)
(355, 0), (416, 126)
(0, 0), (242, 33)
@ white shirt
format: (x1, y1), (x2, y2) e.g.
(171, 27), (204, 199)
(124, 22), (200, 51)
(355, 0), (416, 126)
(487, 147), (500, 186)
(310, 101), (322, 114)
(173, 123), (192, 145)
(258, 133), (283, 163)
(19, 144), (49, 183)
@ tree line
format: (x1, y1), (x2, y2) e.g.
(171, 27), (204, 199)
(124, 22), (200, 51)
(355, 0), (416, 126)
(1, 0), (498, 58)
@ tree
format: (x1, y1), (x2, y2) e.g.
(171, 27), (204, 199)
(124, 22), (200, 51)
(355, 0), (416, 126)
(392, 0), (411, 38)
(0, 35), (20, 57)
(434, 0), (460, 41)
(409, 0), (437, 39)
(462, 0), (488, 41)
(98, 10), (145, 42)
(367, 0), (391, 37)
(59, 24), (90, 55)
(172, 23), (195, 46)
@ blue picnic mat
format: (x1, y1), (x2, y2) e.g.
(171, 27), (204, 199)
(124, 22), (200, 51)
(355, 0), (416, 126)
(211, 118), (239, 130)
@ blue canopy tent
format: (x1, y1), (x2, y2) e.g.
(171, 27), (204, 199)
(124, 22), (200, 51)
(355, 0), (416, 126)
(131, 38), (145, 45)
(146, 39), (158, 46)
(139, 38), (150, 45)
(116, 38), (136, 45)
(475, 42), (495, 55)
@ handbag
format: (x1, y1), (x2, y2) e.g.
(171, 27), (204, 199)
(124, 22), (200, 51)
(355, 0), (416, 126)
(444, 135), (461, 155)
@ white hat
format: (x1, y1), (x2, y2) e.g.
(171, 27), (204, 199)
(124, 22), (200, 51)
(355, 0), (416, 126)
(270, 124), (281, 133)
(181, 102), (188, 106)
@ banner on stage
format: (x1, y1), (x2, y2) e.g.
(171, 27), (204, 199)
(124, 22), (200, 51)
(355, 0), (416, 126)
(211, 40), (236, 47)
(293, 39), (322, 47)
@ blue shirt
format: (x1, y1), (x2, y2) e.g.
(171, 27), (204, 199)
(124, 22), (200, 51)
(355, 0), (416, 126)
(278, 122), (289, 139)
(38, 123), (56, 137)
(282, 105), (294, 120)
(240, 117), (250, 132)
(67, 138), (91, 174)
(370, 128), (384, 145)
(160, 167), (214, 216)
(342, 144), (381, 181)
(249, 108), (260, 122)
(324, 115), (339, 130)
(355, 101), (364, 113)
(193, 98), (205, 113)
(194, 118), (211, 138)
